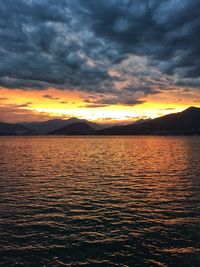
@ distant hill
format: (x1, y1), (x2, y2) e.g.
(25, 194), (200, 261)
(22, 117), (102, 134)
(1, 107), (199, 136)
(49, 122), (96, 135)
(99, 107), (200, 135)
(0, 122), (34, 135)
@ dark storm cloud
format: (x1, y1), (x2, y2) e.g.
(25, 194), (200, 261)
(76, 0), (200, 77)
(83, 89), (145, 107)
(174, 78), (200, 88)
(92, 97), (144, 106)
(0, 0), (199, 104)
(0, 0), (114, 93)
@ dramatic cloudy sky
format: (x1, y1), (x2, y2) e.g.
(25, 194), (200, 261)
(0, 0), (199, 123)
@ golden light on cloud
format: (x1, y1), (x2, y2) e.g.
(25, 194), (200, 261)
(0, 83), (199, 124)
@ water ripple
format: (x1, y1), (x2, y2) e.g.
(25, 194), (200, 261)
(0, 136), (200, 266)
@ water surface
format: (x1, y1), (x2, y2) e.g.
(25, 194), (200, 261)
(0, 136), (200, 266)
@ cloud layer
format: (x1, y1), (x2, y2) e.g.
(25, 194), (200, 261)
(0, 0), (199, 105)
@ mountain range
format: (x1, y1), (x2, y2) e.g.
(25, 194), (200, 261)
(21, 117), (102, 134)
(0, 122), (34, 135)
(0, 107), (200, 135)
(98, 106), (200, 135)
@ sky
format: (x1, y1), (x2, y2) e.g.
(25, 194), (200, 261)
(0, 0), (200, 124)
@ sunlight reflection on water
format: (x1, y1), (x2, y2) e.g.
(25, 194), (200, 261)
(0, 136), (200, 266)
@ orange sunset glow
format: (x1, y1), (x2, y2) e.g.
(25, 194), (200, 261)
(0, 86), (199, 124)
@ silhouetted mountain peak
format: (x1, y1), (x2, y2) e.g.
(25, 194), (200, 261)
(50, 122), (96, 135)
(99, 106), (200, 135)
(21, 117), (102, 134)
(182, 106), (199, 113)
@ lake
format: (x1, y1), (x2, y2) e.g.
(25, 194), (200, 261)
(0, 136), (200, 266)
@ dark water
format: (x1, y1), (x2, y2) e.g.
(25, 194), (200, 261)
(0, 136), (200, 267)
